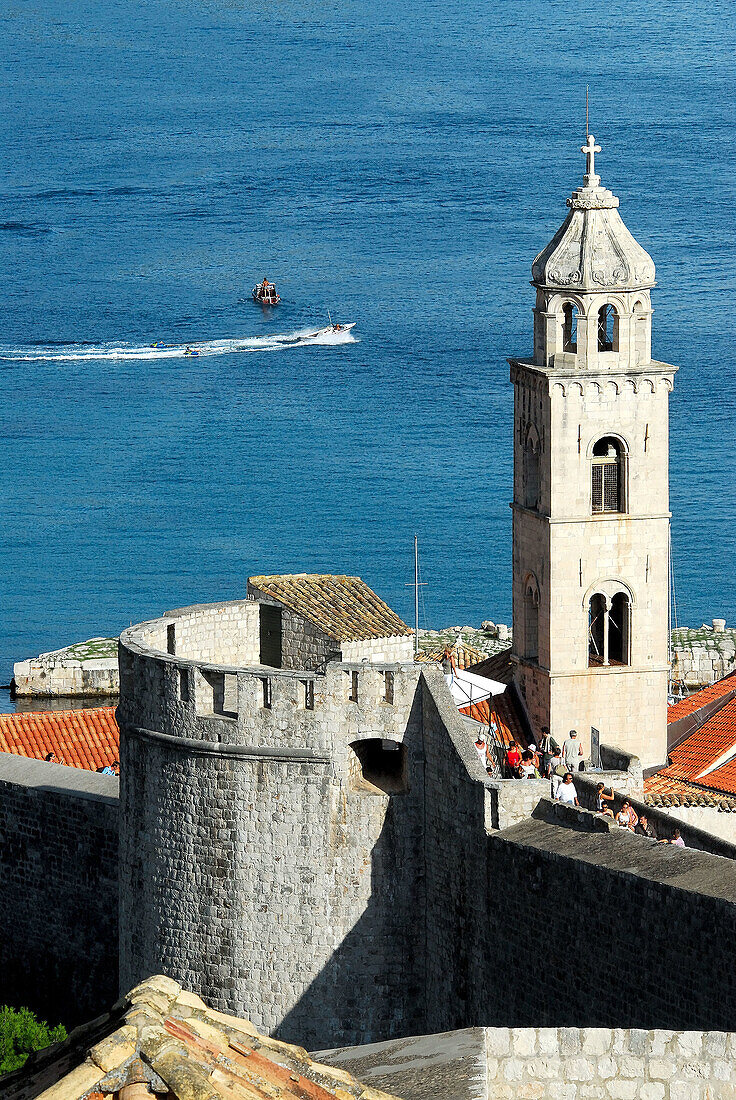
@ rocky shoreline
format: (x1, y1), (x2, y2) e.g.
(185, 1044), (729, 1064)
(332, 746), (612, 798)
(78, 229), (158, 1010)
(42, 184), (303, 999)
(9, 619), (735, 701)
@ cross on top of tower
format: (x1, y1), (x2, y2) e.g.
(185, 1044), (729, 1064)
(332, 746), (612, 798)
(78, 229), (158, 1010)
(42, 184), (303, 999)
(581, 134), (602, 184)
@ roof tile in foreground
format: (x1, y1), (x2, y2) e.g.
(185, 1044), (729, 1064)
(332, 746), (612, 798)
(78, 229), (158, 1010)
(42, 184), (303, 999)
(249, 574), (413, 643)
(1, 975), (400, 1100)
(0, 708), (119, 772)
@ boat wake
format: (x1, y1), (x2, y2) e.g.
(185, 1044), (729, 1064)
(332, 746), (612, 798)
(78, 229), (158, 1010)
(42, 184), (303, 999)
(0, 325), (357, 363)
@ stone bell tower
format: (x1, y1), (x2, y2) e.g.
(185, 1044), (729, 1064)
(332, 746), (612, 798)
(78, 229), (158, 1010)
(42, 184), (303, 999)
(509, 134), (677, 769)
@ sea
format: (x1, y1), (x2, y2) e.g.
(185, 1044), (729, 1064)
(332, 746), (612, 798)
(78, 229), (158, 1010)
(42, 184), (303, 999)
(0, 0), (734, 695)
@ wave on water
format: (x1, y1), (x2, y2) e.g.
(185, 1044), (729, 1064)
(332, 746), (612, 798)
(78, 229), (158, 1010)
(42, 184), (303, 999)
(0, 326), (358, 362)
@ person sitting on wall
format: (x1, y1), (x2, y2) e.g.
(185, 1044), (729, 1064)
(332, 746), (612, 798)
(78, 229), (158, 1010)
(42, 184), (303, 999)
(505, 740), (522, 777)
(562, 729), (584, 773)
(634, 813), (656, 838)
(519, 750), (540, 779)
(538, 726), (560, 777)
(666, 828), (685, 847)
(555, 772), (580, 806)
(595, 782), (615, 818)
(615, 800), (639, 830)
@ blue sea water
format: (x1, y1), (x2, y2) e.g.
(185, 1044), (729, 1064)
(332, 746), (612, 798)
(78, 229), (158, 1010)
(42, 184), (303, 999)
(0, 0), (734, 688)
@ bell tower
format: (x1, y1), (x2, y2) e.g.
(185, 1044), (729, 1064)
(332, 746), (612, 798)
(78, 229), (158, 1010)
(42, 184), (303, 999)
(509, 134), (677, 769)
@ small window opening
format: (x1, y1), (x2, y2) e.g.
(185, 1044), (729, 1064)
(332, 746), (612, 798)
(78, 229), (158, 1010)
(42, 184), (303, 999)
(562, 303), (578, 352)
(592, 436), (625, 513)
(179, 668), (190, 703)
(349, 738), (408, 795)
(349, 670), (359, 702)
(196, 670), (226, 716)
(262, 676), (272, 709)
(304, 679), (315, 710)
(222, 673), (238, 717)
(166, 623), (176, 655)
(384, 670), (395, 704)
(597, 304), (619, 352)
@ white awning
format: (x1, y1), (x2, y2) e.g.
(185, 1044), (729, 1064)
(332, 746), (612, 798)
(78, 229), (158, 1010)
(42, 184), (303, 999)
(449, 668), (506, 708)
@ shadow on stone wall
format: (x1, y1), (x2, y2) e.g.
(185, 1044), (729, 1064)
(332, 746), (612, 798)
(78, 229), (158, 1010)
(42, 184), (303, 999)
(275, 691), (428, 1051)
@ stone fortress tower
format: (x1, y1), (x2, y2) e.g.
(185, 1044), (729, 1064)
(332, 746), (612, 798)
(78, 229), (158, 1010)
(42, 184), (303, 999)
(117, 575), (431, 1050)
(510, 134), (677, 768)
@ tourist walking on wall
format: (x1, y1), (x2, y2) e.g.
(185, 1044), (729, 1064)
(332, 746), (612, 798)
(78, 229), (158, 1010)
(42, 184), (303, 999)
(562, 730), (584, 772)
(538, 727), (560, 777)
(442, 646), (456, 685)
(519, 750), (540, 779)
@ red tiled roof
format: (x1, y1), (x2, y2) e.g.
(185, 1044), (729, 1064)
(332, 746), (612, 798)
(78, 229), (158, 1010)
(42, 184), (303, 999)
(467, 647), (513, 685)
(667, 670), (736, 722)
(416, 642), (490, 670)
(646, 695), (736, 802)
(0, 708), (119, 772)
(460, 689), (528, 750)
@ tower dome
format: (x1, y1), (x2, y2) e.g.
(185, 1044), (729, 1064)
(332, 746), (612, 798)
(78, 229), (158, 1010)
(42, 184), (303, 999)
(532, 135), (655, 292)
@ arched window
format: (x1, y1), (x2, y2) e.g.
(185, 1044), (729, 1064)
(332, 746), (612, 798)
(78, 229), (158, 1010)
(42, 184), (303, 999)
(591, 436), (626, 514)
(524, 434), (540, 510)
(524, 576), (540, 661)
(562, 303), (578, 352)
(588, 590), (631, 667)
(597, 304), (619, 352)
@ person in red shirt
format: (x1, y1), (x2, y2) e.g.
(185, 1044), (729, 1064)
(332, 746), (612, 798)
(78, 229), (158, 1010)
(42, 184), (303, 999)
(506, 740), (522, 777)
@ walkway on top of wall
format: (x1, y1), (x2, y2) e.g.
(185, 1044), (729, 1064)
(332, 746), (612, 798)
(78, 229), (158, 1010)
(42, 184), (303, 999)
(496, 806), (736, 902)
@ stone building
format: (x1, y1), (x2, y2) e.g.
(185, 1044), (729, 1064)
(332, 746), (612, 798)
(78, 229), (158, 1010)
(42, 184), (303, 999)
(510, 134), (676, 768)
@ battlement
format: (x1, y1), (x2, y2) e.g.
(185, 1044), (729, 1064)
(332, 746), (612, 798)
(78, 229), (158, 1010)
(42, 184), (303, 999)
(118, 601), (420, 756)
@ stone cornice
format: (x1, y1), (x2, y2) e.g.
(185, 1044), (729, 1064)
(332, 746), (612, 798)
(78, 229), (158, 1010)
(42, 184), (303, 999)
(121, 722), (331, 763)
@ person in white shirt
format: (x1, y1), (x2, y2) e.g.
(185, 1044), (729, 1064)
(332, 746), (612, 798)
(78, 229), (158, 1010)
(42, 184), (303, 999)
(474, 735), (488, 769)
(556, 772), (580, 805)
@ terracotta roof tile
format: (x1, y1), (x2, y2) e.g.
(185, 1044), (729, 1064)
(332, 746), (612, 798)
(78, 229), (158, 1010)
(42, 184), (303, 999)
(1, 976), (400, 1100)
(667, 670), (736, 722)
(467, 648), (514, 685)
(460, 689), (528, 750)
(249, 574), (413, 643)
(0, 708), (118, 772)
(646, 695), (736, 803)
(416, 642), (490, 670)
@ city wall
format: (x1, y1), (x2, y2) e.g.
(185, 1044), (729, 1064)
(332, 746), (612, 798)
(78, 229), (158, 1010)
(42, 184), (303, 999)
(481, 1026), (736, 1099)
(0, 753), (119, 1027)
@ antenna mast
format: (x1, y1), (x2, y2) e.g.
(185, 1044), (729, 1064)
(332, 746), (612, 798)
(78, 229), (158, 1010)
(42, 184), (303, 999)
(414, 534), (419, 655)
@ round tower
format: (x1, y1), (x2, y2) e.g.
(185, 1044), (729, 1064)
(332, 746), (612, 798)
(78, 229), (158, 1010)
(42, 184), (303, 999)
(116, 597), (426, 1050)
